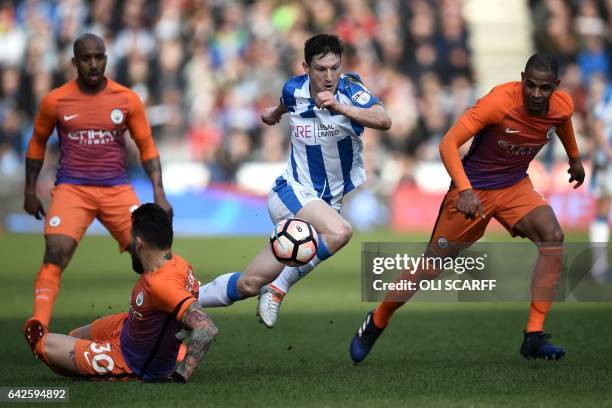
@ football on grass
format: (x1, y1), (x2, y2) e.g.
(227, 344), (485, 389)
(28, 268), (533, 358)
(270, 218), (318, 266)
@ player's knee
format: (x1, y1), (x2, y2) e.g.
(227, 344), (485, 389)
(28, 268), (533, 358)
(43, 246), (70, 268)
(339, 222), (353, 244)
(40, 334), (57, 359)
(44, 242), (75, 269)
(541, 227), (564, 244)
(328, 221), (353, 249)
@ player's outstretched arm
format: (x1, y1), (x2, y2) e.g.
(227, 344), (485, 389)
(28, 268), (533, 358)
(24, 158), (46, 220)
(24, 94), (56, 220)
(262, 104), (289, 126)
(439, 121), (474, 192)
(439, 121), (485, 219)
(316, 91), (391, 130)
(142, 158), (173, 219)
(171, 302), (218, 383)
(125, 90), (173, 218)
(556, 118), (584, 189)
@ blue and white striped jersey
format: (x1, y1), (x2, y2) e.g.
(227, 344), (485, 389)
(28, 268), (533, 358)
(274, 73), (380, 207)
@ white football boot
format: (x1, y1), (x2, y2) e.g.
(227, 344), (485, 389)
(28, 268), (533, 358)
(257, 284), (285, 328)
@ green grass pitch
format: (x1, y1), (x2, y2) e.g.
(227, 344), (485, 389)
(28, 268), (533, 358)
(0, 231), (610, 407)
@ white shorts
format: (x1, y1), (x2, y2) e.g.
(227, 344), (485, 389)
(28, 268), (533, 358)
(591, 164), (612, 199)
(267, 177), (342, 224)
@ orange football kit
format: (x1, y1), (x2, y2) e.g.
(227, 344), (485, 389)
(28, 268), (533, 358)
(375, 82), (580, 332)
(35, 255), (199, 381)
(27, 78), (159, 328)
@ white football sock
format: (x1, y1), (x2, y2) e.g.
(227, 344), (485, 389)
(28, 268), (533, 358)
(589, 218), (610, 279)
(198, 272), (241, 307)
(271, 256), (322, 293)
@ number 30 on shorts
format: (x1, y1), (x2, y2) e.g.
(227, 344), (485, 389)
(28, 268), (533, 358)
(84, 342), (115, 373)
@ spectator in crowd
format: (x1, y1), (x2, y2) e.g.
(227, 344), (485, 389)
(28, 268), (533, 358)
(0, 0), (478, 229)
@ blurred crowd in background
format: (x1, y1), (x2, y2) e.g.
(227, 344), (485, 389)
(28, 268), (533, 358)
(0, 0), (475, 193)
(0, 0), (610, 227)
(530, 0), (612, 165)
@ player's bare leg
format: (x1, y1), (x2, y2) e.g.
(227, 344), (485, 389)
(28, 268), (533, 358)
(68, 324), (92, 339)
(32, 333), (80, 377)
(197, 200), (351, 321)
(255, 200), (352, 326)
(252, 200), (351, 292)
(24, 234), (78, 344)
(513, 205), (566, 360)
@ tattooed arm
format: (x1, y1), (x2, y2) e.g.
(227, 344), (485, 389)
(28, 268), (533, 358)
(141, 157), (173, 219)
(171, 302), (218, 383)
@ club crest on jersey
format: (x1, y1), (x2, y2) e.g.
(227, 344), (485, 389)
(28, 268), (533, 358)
(352, 90), (371, 105)
(437, 236), (448, 249)
(546, 127), (556, 140)
(110, 109), (124, 124)
(136, 291), (144, 306)
(49, 216), (61, 227)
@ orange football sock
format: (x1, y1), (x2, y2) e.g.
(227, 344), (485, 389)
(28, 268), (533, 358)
(373, 302), (404, 329)
(33, 264), (62, 327)
(526, 301), (552, 333)
(372, 265), (437, 328)
(526, 246), (563, 333)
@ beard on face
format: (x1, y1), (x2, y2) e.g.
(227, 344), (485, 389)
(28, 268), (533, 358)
(130, 240), (145, 274)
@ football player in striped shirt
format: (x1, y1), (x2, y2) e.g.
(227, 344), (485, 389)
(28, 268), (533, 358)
(198, 34), (391, 327)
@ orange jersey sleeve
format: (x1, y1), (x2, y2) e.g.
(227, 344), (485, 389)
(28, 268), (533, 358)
(149, 270), (197, 321)
(26, 93), (57, 160)
(439, 121), (476, 191)
(552, 91), (580, 160)
(440, 85), (515, 191)
(556, 118), (579, 159)
(126, 91), (159, 161)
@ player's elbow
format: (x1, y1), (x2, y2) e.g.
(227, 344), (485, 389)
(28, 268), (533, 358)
(438, 134), (458, 159)
(438, 138), (449, 161)
(379, 115), (392, 131)
(371, 112), (391, 131)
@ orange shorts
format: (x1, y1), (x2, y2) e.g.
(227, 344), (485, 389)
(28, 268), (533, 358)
(73, 312), (134, 379)
(430, 177), (549, 250)
(45, 184), (140, 251)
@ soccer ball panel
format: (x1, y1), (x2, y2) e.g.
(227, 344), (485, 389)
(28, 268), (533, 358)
(285, 219), (311, 241)
(270, 219), (289, 241)
(295, 240), (316, 264)
(272, 235), (294, 259)
(269, 218), (318, 266)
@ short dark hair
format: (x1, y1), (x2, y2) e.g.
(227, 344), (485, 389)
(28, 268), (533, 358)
(524, 54), (559, 81)
(304, 34), (344, 65)
(131, 203), (173, 250)
(73, 33), (105, 57)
